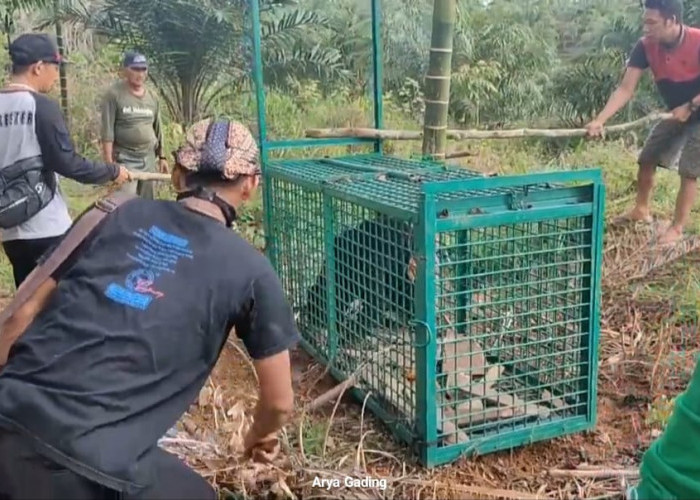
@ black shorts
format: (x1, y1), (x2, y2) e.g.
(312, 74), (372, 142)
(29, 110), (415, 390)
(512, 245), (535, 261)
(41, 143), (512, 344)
(0, 429), (215, 500)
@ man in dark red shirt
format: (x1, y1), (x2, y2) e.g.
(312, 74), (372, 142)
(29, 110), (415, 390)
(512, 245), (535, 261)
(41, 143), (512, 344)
(586, 0), (700, 245)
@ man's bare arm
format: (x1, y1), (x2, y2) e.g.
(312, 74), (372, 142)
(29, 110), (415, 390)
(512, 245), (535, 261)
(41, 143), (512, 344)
(100, 90), (116, 164)
(0, 279), (57, 366)
(249, 349), (295, 438)
(102, 141), (114, 164)
(235, 265), (300, 460)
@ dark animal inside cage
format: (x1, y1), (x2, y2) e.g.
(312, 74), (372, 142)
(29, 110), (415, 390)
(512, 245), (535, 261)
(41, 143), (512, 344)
(300, 214), (416, 346)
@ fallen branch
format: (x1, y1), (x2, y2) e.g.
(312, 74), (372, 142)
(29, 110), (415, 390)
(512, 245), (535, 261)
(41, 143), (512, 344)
(305, 375), (357, 411)
(305, 111), (671, 141)
(445, 149), (475, 159)
(304, 343), (397, 412)
(548, 467), (639, 479)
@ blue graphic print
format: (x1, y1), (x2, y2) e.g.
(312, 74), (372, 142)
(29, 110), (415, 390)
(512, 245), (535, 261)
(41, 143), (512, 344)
(104, 225), (193, 310)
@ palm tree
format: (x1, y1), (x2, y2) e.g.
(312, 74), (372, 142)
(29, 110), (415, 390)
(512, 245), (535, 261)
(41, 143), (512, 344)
(2, 0), (69, 118)
(52, 0), (69, 120)
(47, 0), (347, 124)
(1, 0), (50, 47)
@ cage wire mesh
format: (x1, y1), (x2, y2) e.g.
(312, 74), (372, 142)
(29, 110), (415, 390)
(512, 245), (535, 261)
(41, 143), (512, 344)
(264, 153), (604, 466)
(435, 217), (593, 447)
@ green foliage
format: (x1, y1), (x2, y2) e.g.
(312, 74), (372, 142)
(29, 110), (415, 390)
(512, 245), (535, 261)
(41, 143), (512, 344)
(551, 49), (628, 128)
(647, 395), (675, 431)
(7, 0), (678, 134)
(45, 0), (345, 124)
(1, 0), (51, 47)
(9, 0), (669, 132)
(295, 0), (659, 130)
(453, 3), (559, 125)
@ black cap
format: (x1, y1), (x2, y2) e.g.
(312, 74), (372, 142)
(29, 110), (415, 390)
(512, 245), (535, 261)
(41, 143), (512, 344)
(8, 33), (67, 66)
(123, 51), (148, 69)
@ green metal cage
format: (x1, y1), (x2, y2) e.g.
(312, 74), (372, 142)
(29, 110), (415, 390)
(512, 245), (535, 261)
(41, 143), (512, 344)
(248, 1), (605, 467)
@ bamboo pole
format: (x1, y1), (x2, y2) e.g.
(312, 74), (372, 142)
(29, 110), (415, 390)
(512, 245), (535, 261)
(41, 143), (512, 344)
(421, 0), (457, 160)
(53, 0), (69, 122)
(306, 111), (672, 141)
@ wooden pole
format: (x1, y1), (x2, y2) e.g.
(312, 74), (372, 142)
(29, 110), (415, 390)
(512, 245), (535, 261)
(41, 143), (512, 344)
(127, 171), (171, 181)
(306, 111), (671, 141)
(421, 0), (456, 160)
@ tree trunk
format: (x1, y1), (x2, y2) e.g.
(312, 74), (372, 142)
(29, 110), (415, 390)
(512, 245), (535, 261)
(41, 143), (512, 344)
(421, 0), (456, 160)
(53, 0), (69, 121)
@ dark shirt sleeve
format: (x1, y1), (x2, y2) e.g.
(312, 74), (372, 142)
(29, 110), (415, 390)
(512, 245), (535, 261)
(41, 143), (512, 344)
(234, 261), (300, 360)
(627, 40), (649, 69)
(34, 94), (119, 184)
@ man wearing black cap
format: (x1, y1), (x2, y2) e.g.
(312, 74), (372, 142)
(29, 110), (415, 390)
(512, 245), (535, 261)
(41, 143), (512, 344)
(0, 33), (130, 288)
(100, 51), (167, 200)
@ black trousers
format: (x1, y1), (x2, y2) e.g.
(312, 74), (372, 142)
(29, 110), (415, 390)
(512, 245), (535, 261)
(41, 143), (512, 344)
(2, 235), (63, 289)
(0, 430), (215, 500)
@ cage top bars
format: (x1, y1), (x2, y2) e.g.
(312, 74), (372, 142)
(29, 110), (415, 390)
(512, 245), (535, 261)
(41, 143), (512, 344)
(249, 0), (384, 162)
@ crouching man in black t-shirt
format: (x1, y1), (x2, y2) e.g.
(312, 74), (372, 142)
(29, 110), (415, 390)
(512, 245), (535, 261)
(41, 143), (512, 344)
(0, 119), (300, 499)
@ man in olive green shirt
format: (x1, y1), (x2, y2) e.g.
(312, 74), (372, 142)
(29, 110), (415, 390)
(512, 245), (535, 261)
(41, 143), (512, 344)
(100, 51), (168, 199)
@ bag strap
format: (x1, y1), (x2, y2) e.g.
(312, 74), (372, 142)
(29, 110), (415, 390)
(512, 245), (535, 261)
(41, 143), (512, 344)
(0, 192), (134, 327)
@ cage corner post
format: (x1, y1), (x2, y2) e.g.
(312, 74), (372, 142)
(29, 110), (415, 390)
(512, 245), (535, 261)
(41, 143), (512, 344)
(414, 188), (439, 466)
(586, 178), (606, 427)
(249, 0), (276, 269)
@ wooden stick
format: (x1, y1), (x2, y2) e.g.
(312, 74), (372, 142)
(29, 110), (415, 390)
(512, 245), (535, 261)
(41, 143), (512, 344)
(445, 149), (475, 159)
(127, 171), (171, 181)
(305, 111), (672, 141)
(305, 375), (357, 411)
(305, 342), (401, 412)
(548, 467), (639, 479)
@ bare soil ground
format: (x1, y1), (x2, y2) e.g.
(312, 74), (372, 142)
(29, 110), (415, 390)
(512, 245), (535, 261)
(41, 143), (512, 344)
(167, 340), (646, 500)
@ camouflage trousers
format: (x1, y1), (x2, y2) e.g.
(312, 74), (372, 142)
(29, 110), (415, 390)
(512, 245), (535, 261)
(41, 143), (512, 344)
(114, 150), (156, 200)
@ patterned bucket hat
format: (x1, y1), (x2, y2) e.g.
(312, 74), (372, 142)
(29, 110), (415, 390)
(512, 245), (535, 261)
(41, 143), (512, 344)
(175, 118), (260, 180)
